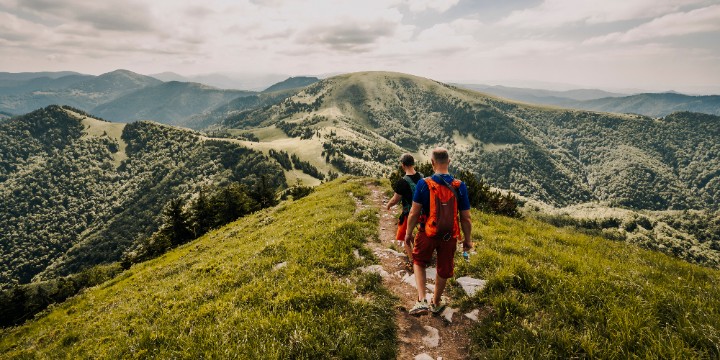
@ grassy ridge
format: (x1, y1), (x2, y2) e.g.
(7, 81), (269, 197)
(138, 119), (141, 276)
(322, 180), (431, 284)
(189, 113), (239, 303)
(456, 211), (720, 359)
(0, 178), (395, 359)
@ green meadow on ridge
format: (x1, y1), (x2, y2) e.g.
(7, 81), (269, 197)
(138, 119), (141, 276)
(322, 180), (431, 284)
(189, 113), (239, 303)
(2, 178), (719, 359)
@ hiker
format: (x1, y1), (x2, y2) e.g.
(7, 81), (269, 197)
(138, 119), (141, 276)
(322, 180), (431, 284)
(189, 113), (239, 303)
(404, 147), (473, 316)
(385, 153), (423, 265)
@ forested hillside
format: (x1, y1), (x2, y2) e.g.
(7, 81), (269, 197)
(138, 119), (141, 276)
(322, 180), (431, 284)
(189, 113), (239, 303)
(222, 71), (719, 212)
(0, 106), (285, 288)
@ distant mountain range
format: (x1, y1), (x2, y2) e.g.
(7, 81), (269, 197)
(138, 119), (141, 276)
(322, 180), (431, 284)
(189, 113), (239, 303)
(574, 92), (720, 117)
(459, 83), (720, 117)
(149, 71), (289, 91)
(457, 84), (627, 103)
(0, 70), (321, 128)
(2, 69), (718, 126)
(92, 81), (254, 126)
(0, 70), (161, 115)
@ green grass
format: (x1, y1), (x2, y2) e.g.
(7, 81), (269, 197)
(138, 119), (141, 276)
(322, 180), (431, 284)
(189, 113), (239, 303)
(4, 177), (719, 359)
(0, 177), (395, 359)
(454, 211), (720, 359)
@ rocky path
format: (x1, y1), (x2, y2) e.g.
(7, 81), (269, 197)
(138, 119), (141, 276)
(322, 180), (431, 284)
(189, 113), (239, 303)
(360, 185), (483, 360)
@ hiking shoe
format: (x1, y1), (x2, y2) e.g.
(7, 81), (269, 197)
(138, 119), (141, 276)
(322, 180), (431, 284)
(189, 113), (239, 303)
(430, 299), (447, 315)
(409, 300), (429, 316)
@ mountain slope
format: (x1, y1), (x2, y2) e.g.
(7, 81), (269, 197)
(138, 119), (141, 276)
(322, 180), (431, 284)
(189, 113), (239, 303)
(2, 178), (719, 358)
(0, 178), (396, 359)
(222, 71), (719, 211)
(0, 106), (285, 288)
(91, 81), (254, 127)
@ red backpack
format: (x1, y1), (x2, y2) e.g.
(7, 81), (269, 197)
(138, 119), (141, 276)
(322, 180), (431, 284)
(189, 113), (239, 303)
(423, 177), (461, 241)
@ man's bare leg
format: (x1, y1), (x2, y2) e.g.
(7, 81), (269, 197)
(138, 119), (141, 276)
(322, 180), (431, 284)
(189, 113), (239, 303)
(414, 263), (427, 301)
(433, 276), (448, 305)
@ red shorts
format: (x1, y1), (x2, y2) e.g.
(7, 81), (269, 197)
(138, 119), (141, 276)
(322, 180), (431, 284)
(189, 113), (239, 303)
(396, 214), (409, 240)
(412, 230), (457, 279)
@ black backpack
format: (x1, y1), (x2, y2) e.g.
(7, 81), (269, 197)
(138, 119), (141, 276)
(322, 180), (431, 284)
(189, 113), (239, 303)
(401, 173), (423, 214)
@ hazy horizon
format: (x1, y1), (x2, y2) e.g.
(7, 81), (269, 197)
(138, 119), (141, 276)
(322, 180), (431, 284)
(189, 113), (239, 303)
(1, 0), (719, 94)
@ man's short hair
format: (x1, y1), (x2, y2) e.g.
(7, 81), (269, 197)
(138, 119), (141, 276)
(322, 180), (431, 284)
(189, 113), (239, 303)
(431, 148), (449, 164)
(400, 153), (415, 166)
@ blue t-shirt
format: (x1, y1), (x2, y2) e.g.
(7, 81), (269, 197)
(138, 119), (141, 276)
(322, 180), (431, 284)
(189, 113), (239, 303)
(412, 173), (471, 214)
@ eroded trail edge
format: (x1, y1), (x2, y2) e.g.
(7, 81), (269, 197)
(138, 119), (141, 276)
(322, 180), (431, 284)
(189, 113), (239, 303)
(360, 184), (480, 360)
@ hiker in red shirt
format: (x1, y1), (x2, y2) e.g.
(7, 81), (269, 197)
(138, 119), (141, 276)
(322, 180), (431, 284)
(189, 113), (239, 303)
(386, 154), (423, 265)
(404, 147), (473, 316)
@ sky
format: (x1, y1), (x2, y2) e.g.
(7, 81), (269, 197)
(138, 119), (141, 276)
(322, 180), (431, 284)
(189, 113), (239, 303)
(1, 0), (719, 93)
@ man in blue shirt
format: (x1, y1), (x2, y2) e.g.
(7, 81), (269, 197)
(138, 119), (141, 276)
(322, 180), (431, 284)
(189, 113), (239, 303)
(404, 147), (473, 316)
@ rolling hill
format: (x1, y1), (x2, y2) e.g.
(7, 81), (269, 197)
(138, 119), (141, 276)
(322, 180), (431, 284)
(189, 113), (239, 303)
(2, 178), (719, 358)
(91, 81), (255, 127)
(0, 70), (161, 115)
(0, 105), (285, 289)
(220, 71), (720, 212)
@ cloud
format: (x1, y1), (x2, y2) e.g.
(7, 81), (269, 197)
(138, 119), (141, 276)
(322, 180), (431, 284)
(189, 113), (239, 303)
(584, 4), (720, 44)
(6, 0), (156, 32)
(0, 11), (42, 41)
(405, 0), (459, 13)
(500, 0), (703, 28)
(298, 20), (399, 52)
(480, 39), (571, 58)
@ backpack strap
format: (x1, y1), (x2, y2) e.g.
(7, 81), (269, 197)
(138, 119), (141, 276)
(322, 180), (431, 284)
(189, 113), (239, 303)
(401, 174), (421, 214)
(436, 175), (459, 200)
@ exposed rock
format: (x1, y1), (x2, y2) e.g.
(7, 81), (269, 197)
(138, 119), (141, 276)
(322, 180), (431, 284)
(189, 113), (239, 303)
(359, 265), (389, 278)
(422, 325), (440, 348)
(415, 353), (434, 360)
(384, 248), (405, 257)
(425, 267), (437, 282)
(465, 309), (480, 321)
(353, 249), (364, 260)
(402, 273), (417, 287)
(273, 262), (287, 270)
(456, 276), (487, 297)
(441, 307), (457, 323)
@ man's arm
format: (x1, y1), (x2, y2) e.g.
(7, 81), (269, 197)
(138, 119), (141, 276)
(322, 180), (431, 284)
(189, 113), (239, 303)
(459, 209), (473, 251)
(386, 193), (402, 210)
(404, 202), (422, 244)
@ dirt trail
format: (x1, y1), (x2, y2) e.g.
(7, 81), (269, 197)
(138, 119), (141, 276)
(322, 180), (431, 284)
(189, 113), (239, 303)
(363, 185), (475, 360)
